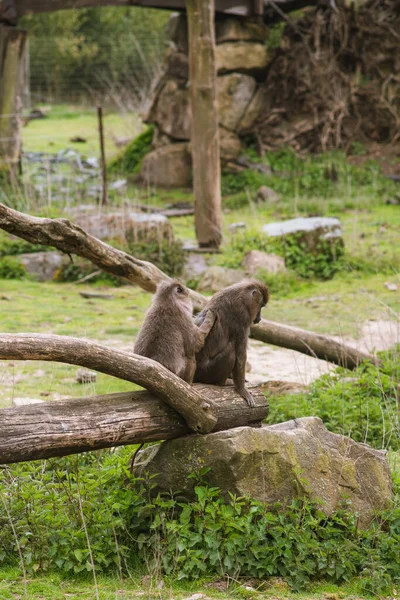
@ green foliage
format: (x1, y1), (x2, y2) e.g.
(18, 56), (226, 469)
(108, 126), (154, 175)
(21, 8), (169, 100)
(1, 451), (400, 595)
(220, 230), (344, 280)
(269, 347), (400, 450)
(0, 257), (26, 280)
(124, 237), (185, 278)
(221, 148), (396, 200)
(0, 233), (47, 258)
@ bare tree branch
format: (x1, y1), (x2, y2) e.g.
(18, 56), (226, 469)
(0, 333), (218, 433)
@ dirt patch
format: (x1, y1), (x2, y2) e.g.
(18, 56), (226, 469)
(247, 319), (399, 385)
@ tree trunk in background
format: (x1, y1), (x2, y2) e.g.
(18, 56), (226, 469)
(186, 0), (222, 248)
(0, 25), (27, 177)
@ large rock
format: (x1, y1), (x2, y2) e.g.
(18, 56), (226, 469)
(149, 80), (191, 140)
(217, 73), (257, 131)
(164, 47), (188, 80)
(242, 250), (286, 275)
(140, 143), (192, 188)
(219, 127), (242, 161)
(263, 216), (343, 255)
(263, 217), (342, 239)
(197, 266), (246, 293)
(215, 18), (268, 44)
(238, 84), (269, 132)
(216, 42), (269, 77)
(73, 210), (173, 241)
(18, 251), (68, 281)
(135, 417), (393, 527)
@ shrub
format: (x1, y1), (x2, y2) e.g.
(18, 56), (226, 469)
(220, 230), (344, 280)
(0, 256), (26, 279)
(268, 346), (400, 450)
(0, 451), (400, 595)
(109, 125), (154, 175)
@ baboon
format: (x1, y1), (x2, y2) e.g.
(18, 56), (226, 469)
(194, 280), (269, 406)
(134, 280), (215, 383)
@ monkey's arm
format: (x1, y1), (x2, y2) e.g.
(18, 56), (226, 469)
(232, 344), (255, 407)
(194, 310), (216, 352)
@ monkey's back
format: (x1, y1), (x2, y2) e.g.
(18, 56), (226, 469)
(134, 302), (194, 376)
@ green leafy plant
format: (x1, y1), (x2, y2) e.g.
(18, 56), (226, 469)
(1, 450), (400, 596)
(0, 256), (26, 279)
(268, 346), (400, 450)
(108, 125), (154, 175)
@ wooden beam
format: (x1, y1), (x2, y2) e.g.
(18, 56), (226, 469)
(0, 25), (27, 173)
(186, 0), (222, 248)
(0, 333), (218, 433)
(0, 385), (269, 464)
(0, 1), (17, 24)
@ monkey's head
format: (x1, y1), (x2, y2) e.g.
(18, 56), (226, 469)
(244, 280), (269, 324)
(156, 280), (193, 317)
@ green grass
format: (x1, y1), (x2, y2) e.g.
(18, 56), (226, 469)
(0, 567), (380, 599)
(22, 104), (142, 160)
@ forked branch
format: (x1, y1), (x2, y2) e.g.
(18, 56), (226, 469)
(0, 333), (217, 433)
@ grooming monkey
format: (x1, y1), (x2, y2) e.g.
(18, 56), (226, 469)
(194, 280), (269, 406)
(134, 280), (215, 383)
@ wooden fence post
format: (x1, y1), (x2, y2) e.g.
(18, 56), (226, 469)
(0, 25), (27, 177)
(186, 0), (222, 249)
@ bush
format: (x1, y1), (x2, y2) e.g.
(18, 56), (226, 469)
(0, 451), (400, 594)
(124, 237), (185, 278)
(221, 148), (396, 200)
(268, 346), (400, 450)
(0, 256), (26, 279)
(220, 230), (344, 280)
(109, 125), (154, 175)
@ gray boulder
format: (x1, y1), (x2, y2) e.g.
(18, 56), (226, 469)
(219, 127), (242, 161)
(217, 73), (257, 131)
(135, 417), (393, 528)
(197, 266), (246, 293)
(242, 250), (286, 275)
(216, 42), (269, 77)
(73, 210), (173, 241)
(140, 143), (192, 188)
(263, 217), (342, 239)
(18, 251), (68, 281)
(254, 185), (279, 204)
(149, 80), (191, 140)
(238, 85), (269, 132)
(215, 18), (268, 44)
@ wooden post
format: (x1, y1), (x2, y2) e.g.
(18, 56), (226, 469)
(97, 105), (108, 206)
(186, 0), (222, 249)
(0, 25), (27, 178)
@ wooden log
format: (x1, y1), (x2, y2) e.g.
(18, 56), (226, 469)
(252, 320), (382, 370)
(0, 25), (27, 175)
(0, 203), (380, 369)
(0, 385), (268, 464)
(0, 333), (218, 433)
(186, 0), (222, 248)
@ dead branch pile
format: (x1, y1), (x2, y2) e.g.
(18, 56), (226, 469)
(255, 0), (400, 152)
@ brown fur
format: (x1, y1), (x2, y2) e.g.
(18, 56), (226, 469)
(194, 280), (269, 406)
(134, 280), (215, 383)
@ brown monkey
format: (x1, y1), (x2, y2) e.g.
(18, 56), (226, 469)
(134, 280), (215, 383)
(194, 280), (269, 406)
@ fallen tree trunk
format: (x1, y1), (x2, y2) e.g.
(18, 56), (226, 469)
(0, 385), (268, 464)
(253, 320), (381, 370)
(0, 203), (378, 369)
(0, 333), (217, 434)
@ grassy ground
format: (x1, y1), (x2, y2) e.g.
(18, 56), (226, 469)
(0, 566), (379, 599)
(22, 104), (142, 160)
(1, 109), (399, 598)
